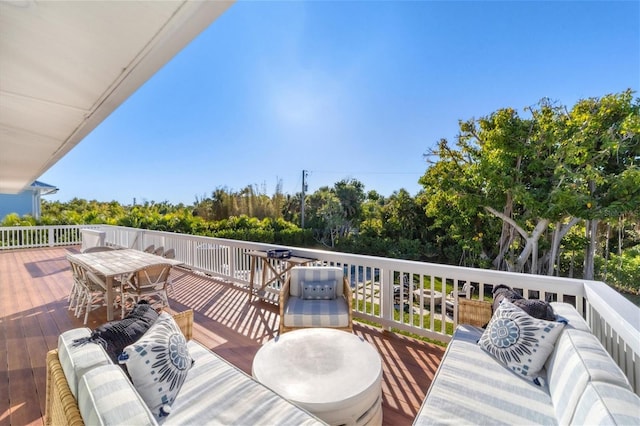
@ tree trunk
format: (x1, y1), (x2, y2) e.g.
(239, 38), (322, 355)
(569, 250), (575, 278)
(556, 247), (563, 276)
(618, 216), (623, 256)
(493, 225), (517, 271)
(547, 217), (581, 276)
(484, 206), (549, 274)
(513, 219), (549, 273)
(584, 219), (599, 280)
(492, 193), (514, 271)
(531, 239), (539, 273)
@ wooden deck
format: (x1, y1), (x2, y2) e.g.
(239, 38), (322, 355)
(0, 246), (445, 426)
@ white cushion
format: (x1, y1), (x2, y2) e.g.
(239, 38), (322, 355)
(163, 340), (324, 426)
(57, 327), (111, 398)
(77, 364), (157, 426)
(121, 312), (193, 420)
(571, 382), (640, 425)
(550, 302), (591, 332)
(546, 328), (633, 424)
(283, 296), (350, 328)
(415, 325), (557, 425)
(478, 300), (564, 384)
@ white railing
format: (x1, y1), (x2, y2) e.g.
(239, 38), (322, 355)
(2, 224), (638, 394)
(0, 224), (101, 249)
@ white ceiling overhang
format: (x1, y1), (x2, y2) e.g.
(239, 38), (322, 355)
(0, 0), (234, 194)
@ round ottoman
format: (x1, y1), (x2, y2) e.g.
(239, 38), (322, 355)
(252, 328), (382, 426)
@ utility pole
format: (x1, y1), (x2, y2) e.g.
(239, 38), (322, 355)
(301, 170), (308, 228)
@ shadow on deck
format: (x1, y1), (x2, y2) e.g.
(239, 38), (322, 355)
(0, 246), (445, 426)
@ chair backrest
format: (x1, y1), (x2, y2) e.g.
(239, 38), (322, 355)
(289, 266), (344, 298)
(85, 269), (107, 291)
(82, 246), (115, 253)
(153, 246), (164, 256)
(69, 260), (86, 285)
(143, 244), (155, 253)
(131, 263), (171, 291)
(163, 248), (175, 259)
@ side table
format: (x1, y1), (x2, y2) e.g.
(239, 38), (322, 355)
(252, 328), (383, 426)
(245, 251), (316, 302)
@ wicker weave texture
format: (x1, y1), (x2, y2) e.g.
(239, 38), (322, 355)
(170, 309), (193, 340)
(458, 299), (492, 327)
(45, 350), (84, 426)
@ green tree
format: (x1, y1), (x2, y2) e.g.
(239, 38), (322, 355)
(561, 90), (640, 279)
(419, 90), (639, 285)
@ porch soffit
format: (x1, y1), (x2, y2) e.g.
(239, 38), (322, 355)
(0, 0), (234, 194)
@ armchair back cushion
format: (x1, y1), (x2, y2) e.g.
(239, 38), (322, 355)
(290, 267), (344, 298)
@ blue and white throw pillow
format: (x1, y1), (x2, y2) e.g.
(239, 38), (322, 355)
(300, 279), (336, 300)
(120, 312), (193, 420)
(478, 300), (564, 385)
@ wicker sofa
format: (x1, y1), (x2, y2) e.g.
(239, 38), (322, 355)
(414, 302), (640, 425)
(45, 310), (326, 426)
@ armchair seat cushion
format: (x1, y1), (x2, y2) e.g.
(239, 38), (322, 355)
(283, 296), (350, 328)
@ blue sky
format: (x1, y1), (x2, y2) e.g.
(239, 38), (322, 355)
(41, 1), (640, 206)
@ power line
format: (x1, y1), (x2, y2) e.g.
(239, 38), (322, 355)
(309, 170), (423, 176)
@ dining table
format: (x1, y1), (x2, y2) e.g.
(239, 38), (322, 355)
(66, 248), (183, 321)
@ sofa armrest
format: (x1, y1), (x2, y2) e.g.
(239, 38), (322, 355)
(170, 309), (193, 340)
(45, 349), (84, 426)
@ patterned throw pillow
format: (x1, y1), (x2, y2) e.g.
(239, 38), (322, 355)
(478, 300), (565, 385)
(120, 312), (193, 420)
(300, 279), (337, 300)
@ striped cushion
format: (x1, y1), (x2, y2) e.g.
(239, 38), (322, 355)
(162, 341), (325, 426)
(571, 382), (640, 425)
(290, 267), (344, 297)
(77, 364), (157, 426)
(546, 329), (632, 425)
(57, 327), (111, 398)
(414, 325), (557, 425)
(283, 296), (350, 328)
(550, 302), (591, 332)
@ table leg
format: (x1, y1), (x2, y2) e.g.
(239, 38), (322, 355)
(261, 259), (268, 292)
(106, 276), (114, 321)
(248, 256), (257, 303)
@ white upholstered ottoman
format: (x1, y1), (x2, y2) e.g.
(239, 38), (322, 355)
(252, 328), (382, 426)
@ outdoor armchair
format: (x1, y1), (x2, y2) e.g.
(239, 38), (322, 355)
(279, 266), (353, 334)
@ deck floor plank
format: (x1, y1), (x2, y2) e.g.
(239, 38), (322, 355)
(0, 246), (444, 426)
